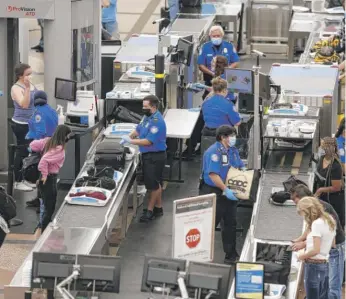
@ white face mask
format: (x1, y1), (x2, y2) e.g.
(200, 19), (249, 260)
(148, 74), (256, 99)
(228, 136), (236, 147)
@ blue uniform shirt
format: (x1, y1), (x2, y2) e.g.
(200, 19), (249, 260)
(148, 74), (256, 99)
(136, 110), (167, 153)
(197, 41), (239, 70)
(202, 94), (240, 128)
(202, 142), (244, 187)
(337, 135), (345, 163)
(102, 0), (117, 23)
(26, 104), (58, 140)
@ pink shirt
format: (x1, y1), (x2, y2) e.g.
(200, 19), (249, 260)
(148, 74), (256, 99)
(30, 137), (65, 179)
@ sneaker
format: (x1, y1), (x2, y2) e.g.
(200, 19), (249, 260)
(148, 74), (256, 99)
(140, 210), (155, 223)
(153, 207), (164, 217)
(24, 181), (37, 189)
(14, 182), (33, 192)
(224, 253), (239, 265)
(26, 197), (40, 207)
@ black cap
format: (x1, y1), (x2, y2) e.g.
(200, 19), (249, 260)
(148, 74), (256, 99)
(34, 90), (48, 106)
(216, 125), (236, 141)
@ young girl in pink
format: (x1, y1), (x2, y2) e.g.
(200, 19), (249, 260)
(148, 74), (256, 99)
(30, 125), (72, 232)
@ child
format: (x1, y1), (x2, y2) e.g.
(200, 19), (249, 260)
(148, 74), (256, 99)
(30, 125), (72, 232)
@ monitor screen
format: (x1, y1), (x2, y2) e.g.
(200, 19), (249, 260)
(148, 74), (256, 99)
(225, 68), (254, 95)
(176, 37), (193, 66)
(55, 78), (77, 101)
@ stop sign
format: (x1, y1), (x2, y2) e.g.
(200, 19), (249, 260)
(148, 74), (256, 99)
(185, 228), (201, 249)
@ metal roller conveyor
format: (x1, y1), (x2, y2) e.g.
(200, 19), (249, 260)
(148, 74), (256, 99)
(5, 130), (139, 296)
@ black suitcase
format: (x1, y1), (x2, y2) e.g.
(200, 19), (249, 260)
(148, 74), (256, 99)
(94, 140), (126, 171)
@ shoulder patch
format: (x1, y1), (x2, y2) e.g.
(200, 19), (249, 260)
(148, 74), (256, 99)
(35, 114), (41, 123)
(211, 154), (219, 162)
(150, 126), (158, 134)
(224, 48), (228, 54)
(339, 148), (345, 156)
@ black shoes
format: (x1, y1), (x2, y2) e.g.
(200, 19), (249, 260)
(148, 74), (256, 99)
(140, 207), (163, 223)
(224, 251), (240, 265)
(31, 45), (44, 52)
(26, 197), (40, 208)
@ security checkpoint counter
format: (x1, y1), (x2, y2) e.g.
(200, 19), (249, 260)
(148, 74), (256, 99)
(4, 130), (139, 298)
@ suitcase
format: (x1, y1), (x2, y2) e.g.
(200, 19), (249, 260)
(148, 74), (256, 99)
(94, 139), (126, 171)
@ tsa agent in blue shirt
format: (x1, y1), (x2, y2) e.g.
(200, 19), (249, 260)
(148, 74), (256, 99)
(202, 77), (241, 136)
(26, 91), (58, 141)
(199, 125), (245, 265)
(102, 0), (119, 39)
(198, 25), (240, 89)
(122, 95), (167, 223)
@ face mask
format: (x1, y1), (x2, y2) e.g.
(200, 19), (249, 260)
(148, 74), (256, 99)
(228, 136), (236, 147)
(318, 147), (325, 157)
(142, 108), (152, 117)
(211, 38), (222, 46)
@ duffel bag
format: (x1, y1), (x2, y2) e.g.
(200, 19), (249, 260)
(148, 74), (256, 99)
(0, 186), (17, 223)
(94, 140), (126, 171)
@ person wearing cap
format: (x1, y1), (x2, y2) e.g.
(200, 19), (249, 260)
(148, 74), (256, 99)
(199, 125), (245, 264)
(25, 90), (58, 210)
(121, 95), (167, 223)
(291, 184), (345, 299)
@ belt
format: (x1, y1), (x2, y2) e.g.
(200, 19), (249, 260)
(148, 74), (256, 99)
(305, 259), (327, 264)
(141, 151), (166, 156)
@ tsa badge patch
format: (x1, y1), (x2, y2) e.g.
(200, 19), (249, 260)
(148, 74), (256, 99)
(211, 154), (219, 162)
(150, 126), (158, 134)
(35, 114), (41, 123)
(339, 148), (345, 156)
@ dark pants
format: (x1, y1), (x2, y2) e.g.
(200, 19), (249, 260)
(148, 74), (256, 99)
(199, 183), (238, 255)
(321, 191), (345, 227)
(39, 174), (58, 232)
(202, 126), (217, 137)
(304, 262), (329, 299)
(142, 151), (166, 191)
(11, 122), (30, 182)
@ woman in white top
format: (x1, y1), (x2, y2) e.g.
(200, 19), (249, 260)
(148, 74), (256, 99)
(296, 196), (336, 299)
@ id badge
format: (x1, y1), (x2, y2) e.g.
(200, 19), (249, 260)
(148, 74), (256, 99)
(222, 154), (228, 165)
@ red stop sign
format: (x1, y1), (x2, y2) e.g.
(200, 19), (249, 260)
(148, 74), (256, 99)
(185, 228), (201, 249)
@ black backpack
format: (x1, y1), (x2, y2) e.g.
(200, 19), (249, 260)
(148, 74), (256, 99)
(94, 140), (126, 171)
(22, 152), (41, 184)
(0, 186), (17, 223)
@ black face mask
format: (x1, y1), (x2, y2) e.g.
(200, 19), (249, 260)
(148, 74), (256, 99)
(142, 108), (152, 117)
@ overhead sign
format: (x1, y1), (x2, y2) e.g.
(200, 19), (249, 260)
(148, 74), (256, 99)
(1, 0), (55, 19)
(172, 194), (216, 262)
(235, 262), (264, 299)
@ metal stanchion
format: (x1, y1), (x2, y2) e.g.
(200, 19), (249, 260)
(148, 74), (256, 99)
(7, 144), (23, 227)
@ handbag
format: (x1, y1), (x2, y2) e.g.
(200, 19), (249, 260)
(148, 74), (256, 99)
(282, 175), (308, 193)
(0, 186), (17, 223)
(22, 152), (41, 184)
(225, 167), (254, 200)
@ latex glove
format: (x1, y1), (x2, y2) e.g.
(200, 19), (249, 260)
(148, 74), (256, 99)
(241, 167), (247, 171)
(120, 135), (132, 145)
(28, 147), (32, 153)
(188, 107), (201, 112)
(224, 188), (238, 201)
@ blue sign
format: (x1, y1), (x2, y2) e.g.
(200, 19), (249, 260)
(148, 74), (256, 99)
(235, 262), (264, 299)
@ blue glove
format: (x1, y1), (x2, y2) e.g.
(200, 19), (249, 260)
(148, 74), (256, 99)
(28, 147), (32, 153)
(224, 188), (238, 201)
(121, 135), (132, 145)
(188, 107), (201, 112)
(241, 167), (247, 171)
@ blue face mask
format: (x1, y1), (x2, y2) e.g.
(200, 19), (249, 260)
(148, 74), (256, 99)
(228, 136), (236, 147)
(211, 38), (222, 46)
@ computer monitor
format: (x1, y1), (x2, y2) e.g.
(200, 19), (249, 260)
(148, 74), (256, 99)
(225, 68), (254, 95)
(176, 37), (193, 66)
(141, 255), (187, 294)
(75, 255), (121, 293)
(259, 72), (271, 99)
(55, 78), (77, 101)
(186, 261), (232, 299)
(31, 252), (77, 290)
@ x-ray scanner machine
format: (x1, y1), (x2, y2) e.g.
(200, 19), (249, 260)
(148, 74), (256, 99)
(0, 0), (102, 170)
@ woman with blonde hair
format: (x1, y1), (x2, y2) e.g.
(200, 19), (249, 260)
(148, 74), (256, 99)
(296, 196), (336, 299)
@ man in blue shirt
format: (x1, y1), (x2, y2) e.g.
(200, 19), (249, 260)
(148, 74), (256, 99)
(102, 0), (119, 39)
(202, 77), (241, 136)
(199, 125), (245, 264)
(198, 25), (240, 92)
(122, 95), (167, 223)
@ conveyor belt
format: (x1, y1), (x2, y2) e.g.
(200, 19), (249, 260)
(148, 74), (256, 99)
(253, 172), (310, 242)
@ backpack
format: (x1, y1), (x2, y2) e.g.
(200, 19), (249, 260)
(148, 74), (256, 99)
(0, 186), (17, 223)
(270, 191), (291, 205)
(22, 152), (41, 184)
(94, 140), (126, 171)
